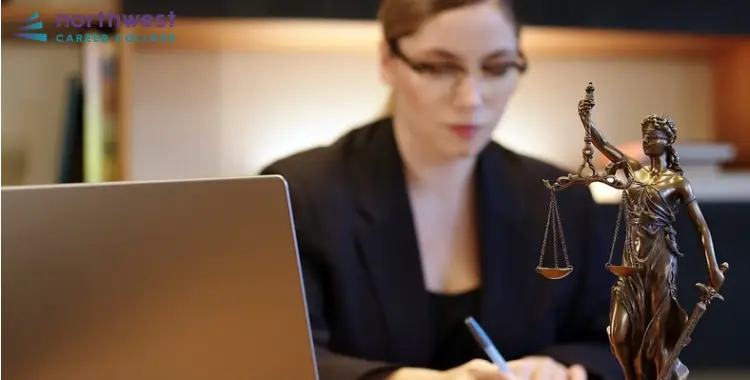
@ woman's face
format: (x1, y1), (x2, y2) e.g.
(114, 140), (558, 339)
(642, 126), (669, 157)
(381, 1), (522, 159)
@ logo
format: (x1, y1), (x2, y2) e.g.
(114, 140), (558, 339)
(15, 12), (47, 42)
(14, 11), (176, 44)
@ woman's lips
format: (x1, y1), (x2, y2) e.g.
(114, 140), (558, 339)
(450, 125), (479, 139)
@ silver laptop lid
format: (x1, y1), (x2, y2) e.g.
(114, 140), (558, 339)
(2, 175), (318, 380)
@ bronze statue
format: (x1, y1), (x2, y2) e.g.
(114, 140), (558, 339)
(536, 83), (728, 380)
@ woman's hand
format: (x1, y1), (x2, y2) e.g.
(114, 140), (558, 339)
(709, 262), (727, 291)
(386, 360), (521, 380)
(387, 357), (587, 380)
(508, 356), (587, 380)
(442, 359), (523, 380)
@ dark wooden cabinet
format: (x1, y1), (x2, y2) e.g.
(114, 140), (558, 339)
(566, 0), (750, 35)
(126, 0), (750, 35)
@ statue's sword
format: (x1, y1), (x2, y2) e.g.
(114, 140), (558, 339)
(658, 262), (729, 380)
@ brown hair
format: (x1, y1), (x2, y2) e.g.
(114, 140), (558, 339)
(376, 0), (522, 116)
(641, 114), (683, 175)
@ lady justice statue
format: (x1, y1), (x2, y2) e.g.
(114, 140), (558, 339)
(536, 83), (728, 380)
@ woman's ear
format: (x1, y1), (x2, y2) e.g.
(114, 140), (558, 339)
(379, 39), (395, 86)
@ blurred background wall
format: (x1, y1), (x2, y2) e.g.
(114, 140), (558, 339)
(4, 38), (747, 201)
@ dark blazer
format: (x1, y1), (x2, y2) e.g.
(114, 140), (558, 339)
(260, 118), (622, 380)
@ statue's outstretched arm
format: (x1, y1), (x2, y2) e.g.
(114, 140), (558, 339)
(578, 98), (642, 171)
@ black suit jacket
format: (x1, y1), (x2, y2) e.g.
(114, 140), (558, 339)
(261, 118), (622, 380)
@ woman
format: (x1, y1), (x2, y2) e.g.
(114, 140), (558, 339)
(261, 0), (622, 379)
(579, 98), (726, 380)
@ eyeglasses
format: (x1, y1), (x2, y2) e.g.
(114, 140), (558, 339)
(387, 39), (528, 95)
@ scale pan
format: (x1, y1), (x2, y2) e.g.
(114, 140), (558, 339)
(606, 265), (642, 277)
(536, 266), (574, 280)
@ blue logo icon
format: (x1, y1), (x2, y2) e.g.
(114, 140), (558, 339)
(16, 12), (47, 42)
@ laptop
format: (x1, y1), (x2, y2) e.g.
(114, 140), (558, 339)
(2, 175), (319, 380)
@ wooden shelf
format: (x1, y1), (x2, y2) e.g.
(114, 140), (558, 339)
(133, 18), (747, 59)
(715, 42), (750, 168)
(2, 3), (130, 180)
(520, 28), (744, 59)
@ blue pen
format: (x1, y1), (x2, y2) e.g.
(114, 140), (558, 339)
(464, 316), (511, 373)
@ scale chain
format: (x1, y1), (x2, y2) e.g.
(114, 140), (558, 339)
(552, 193), (570, 267)
(539, 190), (555, 268)
(607, 191), (626, 266)
(552, 193), (559, 268)
(539, 188), (571, 269)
